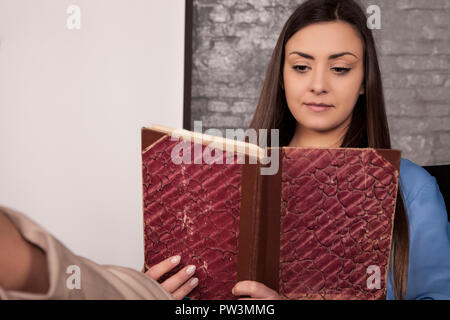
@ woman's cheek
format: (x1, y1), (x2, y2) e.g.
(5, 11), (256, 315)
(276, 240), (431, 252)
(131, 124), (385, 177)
(285, 81), (307, 106)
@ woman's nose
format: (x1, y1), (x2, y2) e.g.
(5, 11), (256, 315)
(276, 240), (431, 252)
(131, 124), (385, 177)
(309, 70), (328, 94)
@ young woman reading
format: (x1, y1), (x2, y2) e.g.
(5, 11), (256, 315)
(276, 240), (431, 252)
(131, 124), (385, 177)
(2, 0), (449, 301)
(231, 0), (450, 300)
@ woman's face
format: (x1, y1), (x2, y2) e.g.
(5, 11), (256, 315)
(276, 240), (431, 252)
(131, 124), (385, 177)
(283, 21), (365, 135)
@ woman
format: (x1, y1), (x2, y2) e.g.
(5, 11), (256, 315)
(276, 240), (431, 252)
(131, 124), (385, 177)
(229, 0), (450, 300)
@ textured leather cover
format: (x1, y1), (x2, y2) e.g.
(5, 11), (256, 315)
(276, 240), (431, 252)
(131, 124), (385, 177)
(141, 127), (401, 300)
(278, 148), (399, 300)
(142, 130), (242, 300)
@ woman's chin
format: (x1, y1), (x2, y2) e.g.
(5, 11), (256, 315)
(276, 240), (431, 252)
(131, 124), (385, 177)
(299, 121), (339, 133)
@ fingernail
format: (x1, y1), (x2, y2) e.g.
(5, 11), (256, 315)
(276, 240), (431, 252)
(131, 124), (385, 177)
(171, 256), (181, 264)
(189, 277), (198, 287)
(186, 265), (196, 275)
(232, 287), (236, 295)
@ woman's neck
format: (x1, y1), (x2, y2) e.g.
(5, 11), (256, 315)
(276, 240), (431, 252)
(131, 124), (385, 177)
(288, 123), (349, 148)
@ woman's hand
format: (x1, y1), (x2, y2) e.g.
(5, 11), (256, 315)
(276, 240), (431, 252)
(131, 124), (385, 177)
(144, 255), (198, 300)
(232, 281), (283, 300)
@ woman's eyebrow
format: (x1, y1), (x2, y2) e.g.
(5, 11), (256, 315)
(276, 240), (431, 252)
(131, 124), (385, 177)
(289, 51), (358, 60)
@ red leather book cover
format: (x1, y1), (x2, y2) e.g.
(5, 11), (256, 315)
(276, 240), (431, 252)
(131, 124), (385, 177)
(141, 126), (401, 300)
(278, 148), (399, 299)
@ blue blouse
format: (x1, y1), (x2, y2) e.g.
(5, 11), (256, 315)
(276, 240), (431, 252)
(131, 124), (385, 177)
(386, 158), (450, 300)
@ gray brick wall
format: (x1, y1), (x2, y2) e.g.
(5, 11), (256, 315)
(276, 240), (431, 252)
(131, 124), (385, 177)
(191, 0), (450, 165)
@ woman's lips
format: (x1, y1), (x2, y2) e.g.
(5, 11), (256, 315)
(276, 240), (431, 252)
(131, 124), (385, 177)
(304, 103), (335, 112)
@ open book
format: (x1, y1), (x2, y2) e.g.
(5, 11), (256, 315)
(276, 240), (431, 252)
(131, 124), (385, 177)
(141, 124), (401, 300)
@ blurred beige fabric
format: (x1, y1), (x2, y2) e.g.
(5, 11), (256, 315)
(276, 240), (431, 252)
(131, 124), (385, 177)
(0, 206), (173, 300)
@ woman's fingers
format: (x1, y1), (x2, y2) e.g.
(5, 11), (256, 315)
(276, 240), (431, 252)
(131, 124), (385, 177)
(145, 255), (181, 281)
(171, 277), (199, 300)
(160, 264), (197, 293)
(232, 281), (281, 299)
(144, 256), (199, 299)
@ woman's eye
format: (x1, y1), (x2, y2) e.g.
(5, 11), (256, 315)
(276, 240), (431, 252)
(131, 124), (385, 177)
(293, 65), (309, 73)
(293, 66), (352, 74)
(332, 67), (351, 74)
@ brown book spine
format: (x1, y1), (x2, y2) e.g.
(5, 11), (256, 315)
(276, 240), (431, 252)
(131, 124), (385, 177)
(237, 148), (282, 292)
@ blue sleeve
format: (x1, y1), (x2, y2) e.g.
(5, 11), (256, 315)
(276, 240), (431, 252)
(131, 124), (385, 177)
(404, 177), (450, 300)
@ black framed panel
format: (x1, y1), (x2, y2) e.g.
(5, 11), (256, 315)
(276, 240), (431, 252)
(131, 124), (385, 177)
(183, 0), (193, 131)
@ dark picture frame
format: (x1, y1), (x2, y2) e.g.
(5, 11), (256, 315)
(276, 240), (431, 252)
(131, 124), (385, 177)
(183, 0), (193, 131)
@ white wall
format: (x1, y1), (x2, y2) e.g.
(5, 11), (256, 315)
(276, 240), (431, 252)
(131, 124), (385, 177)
(0, 0), (185, 269)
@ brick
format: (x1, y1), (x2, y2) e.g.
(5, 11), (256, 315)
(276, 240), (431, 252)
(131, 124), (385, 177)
(246, 0), (277, 8)
(383, 73), (446, 88)
(385, 102), (427, 117)
(397, 0), (450, 10)
(430, 117), (450, 132)
(193, 81), (261, 100)
(191, 112), (205, 125)
(378, 10), (423, 41)
(421, 25), (449, 41)
(221, 0), (238, 8)
(378, 39), (450, 56)
(200, 114), (244, 128)
(439, 132), (450, 146)
(379, 56), (403, 73)
(388, 117), (430, 135)
(384, 88), (417, 102)
(379, 40), (433, 56)
(191, 98), (208, 114)
(232, 2), (253, 11)
(391, 134), (434, 165)
(396, 10), (450, 28)
(426, 104), (450, 117)
(195, 5), (215, 26)
(195, 0), (216, 7)
(380, 8), (450, 42)
(431, 42), (450, 55)
(397, 56), (450, 71)
(208, 101), (230, 112)
(233, 9), (259, 24)
(256, 8), (274, 24)
(417, 87), (450, 102)
(204, 40), (241, 70)
(432, 12), (450, 27)
(230, 101), (257, 114)
(435, 149), (450, 165)
(389, 116), (450, 135)
(194, 24), (237, 41)
(209, 5), (231, 23)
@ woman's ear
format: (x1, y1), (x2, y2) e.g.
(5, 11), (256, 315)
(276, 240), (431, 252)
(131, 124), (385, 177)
(359, 83), (365, 95)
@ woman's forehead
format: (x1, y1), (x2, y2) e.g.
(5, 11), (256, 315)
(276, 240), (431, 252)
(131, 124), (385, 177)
(285, 21), (364, 58)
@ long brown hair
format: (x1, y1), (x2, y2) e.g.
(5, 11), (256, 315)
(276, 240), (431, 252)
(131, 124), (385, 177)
(248, 0), (409, 300)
